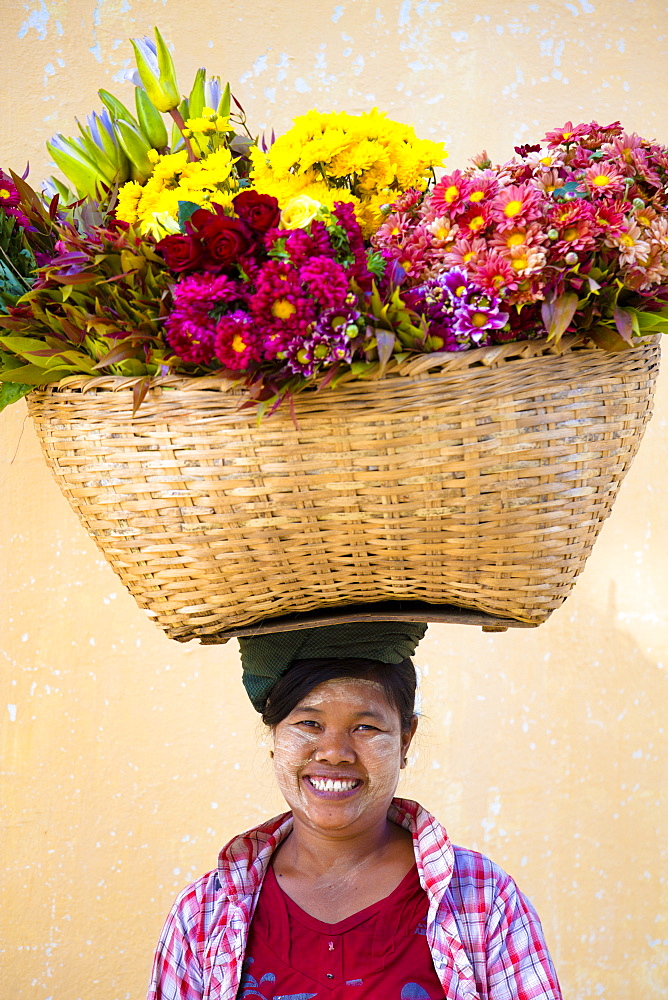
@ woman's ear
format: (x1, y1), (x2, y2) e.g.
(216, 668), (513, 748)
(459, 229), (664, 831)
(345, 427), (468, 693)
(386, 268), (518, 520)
(400, 714), (419, 765)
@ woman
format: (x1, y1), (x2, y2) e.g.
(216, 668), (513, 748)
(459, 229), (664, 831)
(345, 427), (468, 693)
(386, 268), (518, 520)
(147, 622), (562, 1000)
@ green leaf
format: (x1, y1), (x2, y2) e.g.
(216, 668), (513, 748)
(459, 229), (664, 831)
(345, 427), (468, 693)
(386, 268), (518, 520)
(0, 380), (32, 411)
(587, 326), (635, 353)
(0, 363), (77, 384)
(178, 201), (202, 232)
(0, 334), (59, 357)
(349, 360), (377, 376)
(634, 309), (668, 332)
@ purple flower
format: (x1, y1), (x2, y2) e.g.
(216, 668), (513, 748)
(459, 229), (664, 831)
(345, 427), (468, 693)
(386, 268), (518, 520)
(404, 269), (508, 349)
(281, 307), (362, 378)
(453, 291), (509, 345)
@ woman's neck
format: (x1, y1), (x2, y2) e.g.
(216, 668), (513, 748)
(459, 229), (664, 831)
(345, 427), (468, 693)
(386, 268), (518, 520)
(276, 815), (412, 880)
(270, 816), (416, 922)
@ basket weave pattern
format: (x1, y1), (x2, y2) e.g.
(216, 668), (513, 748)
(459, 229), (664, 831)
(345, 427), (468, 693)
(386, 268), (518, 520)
(27, 336), (660, 639)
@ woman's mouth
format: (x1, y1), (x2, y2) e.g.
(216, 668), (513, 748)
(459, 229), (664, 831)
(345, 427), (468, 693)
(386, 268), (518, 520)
(304, 776), (362, 797)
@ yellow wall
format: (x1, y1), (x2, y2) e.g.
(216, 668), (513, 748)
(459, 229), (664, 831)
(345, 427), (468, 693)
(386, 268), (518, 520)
(2, 1), (668, 997)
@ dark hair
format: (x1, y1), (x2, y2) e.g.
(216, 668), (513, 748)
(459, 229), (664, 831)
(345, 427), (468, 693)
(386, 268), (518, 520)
(261, 657), (417, 733)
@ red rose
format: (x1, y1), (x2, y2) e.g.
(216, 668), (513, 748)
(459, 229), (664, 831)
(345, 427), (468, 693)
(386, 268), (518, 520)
(232, 191), (281, 233)
(189, 210), (253, 271)
(157, 234), (203, 273)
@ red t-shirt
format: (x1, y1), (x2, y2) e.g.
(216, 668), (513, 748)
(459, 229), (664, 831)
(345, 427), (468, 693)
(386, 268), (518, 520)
(239, 862), (446, 999)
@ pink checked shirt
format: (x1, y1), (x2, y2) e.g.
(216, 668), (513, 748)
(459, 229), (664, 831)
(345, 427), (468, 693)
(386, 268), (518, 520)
(146, 798), (562, 1000)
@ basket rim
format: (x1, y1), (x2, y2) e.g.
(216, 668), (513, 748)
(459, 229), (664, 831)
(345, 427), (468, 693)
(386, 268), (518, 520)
(30, 332), (659, 396)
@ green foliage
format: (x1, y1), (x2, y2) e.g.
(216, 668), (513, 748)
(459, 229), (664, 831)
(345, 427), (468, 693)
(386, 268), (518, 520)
(0, 223), (175, 392)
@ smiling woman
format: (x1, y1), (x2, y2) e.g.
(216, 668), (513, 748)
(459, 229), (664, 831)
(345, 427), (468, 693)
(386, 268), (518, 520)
(146, 623), (562, 1000)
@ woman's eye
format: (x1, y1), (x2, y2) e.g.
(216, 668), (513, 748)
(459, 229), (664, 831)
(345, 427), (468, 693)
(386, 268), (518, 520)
(356, 724), (379, 732)
(295, 719), (320, 728)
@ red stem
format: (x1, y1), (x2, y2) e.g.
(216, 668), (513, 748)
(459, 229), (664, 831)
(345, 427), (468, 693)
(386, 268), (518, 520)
(169, 108), (197, 162)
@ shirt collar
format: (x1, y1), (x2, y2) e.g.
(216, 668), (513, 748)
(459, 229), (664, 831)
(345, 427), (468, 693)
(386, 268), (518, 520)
(217, 798), (454, 905)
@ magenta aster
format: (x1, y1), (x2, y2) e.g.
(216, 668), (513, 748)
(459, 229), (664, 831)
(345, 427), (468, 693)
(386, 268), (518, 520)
(0, 170), (31, 229)
(165, 315), (217, 365)
(214, 311), (259, 370)
(298, 256), (349, 309)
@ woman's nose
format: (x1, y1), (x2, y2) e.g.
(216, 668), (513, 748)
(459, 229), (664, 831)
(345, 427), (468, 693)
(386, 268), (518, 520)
(313, 729), (356, 764)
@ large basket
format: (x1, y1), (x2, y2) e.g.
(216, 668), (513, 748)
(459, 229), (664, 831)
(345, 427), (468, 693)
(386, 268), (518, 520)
(27, 335), (660, 640)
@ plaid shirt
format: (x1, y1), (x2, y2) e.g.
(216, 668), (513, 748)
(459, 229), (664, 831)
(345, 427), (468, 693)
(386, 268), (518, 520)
(147, 798), (562, 1000)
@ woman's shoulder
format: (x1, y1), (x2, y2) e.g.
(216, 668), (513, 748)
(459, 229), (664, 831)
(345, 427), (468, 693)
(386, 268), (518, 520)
(449, 842), (518, 893)
(446, 844), (542, 930)
(450, 843), (515, 890)
(169, 811), (294, 918)
(169, 867), (225, 925)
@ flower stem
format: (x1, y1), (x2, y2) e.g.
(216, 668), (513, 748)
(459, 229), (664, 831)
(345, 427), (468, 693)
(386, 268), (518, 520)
(169, 108), (197, 162)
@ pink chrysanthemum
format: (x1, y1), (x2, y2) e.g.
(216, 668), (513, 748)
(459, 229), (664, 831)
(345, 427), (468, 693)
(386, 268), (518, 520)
(423, 216), (457, 247)
(251, 259), (316, 328)
(547, 199), (595, 229)
(606, 222), (652, 266)
(429, 170), (473, 217)
(0, 171), (31, 229)
(457, 205), (491, 238)
(265, 221), (335, 265)
(388, 188), (425, 215)
(465, 172), (500, 207)
(605, 132), (644, 165)
(532, 168), (567, 196)
(524, 149), (566, 173)
(471, 252), (518, 296)
(442, 237), (488, 270)
(591, 200), (628, 235)
(491, 222), (546, 258)
(552, 218), (597, 255)
(490, 183), (542, 230)
(374, 212), (414, 248)
(170, 272), (245, 315)
(0, 174), (20, 210)
(543, 121), (590, 148)
(581, 162), (626, 197)
(507, 245), (547, 278)
(633, 206), (659, 230)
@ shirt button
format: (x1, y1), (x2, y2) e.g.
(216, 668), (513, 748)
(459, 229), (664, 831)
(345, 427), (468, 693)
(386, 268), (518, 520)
(326, 974), (334, 979)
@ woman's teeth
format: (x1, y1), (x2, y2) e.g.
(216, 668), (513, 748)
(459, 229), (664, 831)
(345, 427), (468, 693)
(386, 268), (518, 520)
(307, 777), (359, 792)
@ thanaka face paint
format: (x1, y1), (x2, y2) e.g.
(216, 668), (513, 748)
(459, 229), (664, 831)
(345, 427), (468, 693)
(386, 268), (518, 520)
(271, 677), (417, 840)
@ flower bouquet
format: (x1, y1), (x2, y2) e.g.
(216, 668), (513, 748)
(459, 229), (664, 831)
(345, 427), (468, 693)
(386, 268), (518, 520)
(0, 29), (663, 639)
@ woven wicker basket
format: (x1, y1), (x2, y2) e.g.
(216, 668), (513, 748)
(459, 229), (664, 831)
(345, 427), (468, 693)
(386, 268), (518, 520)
(27, 334), (660, 640)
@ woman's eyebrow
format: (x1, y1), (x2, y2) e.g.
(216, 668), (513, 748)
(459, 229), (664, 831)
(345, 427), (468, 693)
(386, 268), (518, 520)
(293, 706), (385, 720)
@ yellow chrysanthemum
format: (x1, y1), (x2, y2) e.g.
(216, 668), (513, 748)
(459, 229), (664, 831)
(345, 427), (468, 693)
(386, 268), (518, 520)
(115, 145), (238, 234)
(249, 108), (445, 238)
(115, 181), (144, 225)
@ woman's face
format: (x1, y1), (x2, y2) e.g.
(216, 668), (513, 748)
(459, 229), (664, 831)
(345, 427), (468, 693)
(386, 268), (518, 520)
(271, 677), (417, 839)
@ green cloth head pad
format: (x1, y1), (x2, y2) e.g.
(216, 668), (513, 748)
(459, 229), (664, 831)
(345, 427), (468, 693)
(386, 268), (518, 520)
(239, 621), (427, 712)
